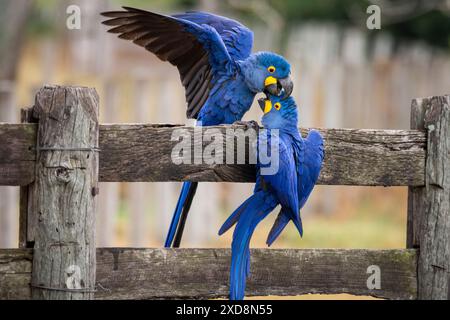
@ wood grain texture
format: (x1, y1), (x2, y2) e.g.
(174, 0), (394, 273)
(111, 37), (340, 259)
(0, 249), (32, 299)
(414, 96), (450, 300)
(0, 248), (418, 300)
(99, 125), (426, 186)
(0, 124), (426, 186)
(407, 99), (426, 249)
(29, 86), (98, 300)
(0, 123), (36, 185)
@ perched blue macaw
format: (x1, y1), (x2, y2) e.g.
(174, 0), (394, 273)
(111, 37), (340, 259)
(101, 7), (294, 248)
(219, 95), (324, 300)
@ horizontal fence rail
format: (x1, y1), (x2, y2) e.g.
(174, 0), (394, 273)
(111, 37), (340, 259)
(0, 123), (426, 186)
(0, 248), (418, 300)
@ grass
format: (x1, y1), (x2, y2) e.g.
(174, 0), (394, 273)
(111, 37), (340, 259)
(214, 186), (407, 249)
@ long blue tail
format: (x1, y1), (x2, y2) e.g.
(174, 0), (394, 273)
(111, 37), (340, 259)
(164, 181), (198, 248)
(266, 208), (303, 247)
(221, 191), (276, 300)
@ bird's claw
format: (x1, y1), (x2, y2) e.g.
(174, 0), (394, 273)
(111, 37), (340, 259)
(232, 120), (260, 132)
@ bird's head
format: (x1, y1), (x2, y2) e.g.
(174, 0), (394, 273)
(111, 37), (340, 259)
(258, 94), (298, 130)
(241, 52), (293, 99)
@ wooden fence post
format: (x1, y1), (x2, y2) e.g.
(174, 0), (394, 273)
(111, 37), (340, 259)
(407, 95), (450, 300)
(18, 108), (34, 249)
(29, 85), (99, 299)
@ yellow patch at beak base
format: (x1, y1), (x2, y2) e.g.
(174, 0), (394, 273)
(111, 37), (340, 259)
(264, 76), (277, 87)
(264, 100), (272, 114)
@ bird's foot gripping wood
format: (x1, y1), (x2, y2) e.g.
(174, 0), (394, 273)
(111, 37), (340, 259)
(232, 120), (260, 132)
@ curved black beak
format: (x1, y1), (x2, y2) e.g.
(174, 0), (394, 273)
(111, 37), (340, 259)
(264, 76), (294, 99)
(278, 76), (294, 99)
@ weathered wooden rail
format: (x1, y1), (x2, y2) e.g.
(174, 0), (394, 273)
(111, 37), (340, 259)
(0, 85), (448, 300)
(1, 248), (417, 300)
(1, 124), (426, 186)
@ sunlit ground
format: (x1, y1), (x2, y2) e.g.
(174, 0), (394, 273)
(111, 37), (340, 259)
(248, 294), (380, 300)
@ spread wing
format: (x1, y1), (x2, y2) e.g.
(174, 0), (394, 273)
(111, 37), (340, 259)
(101, 7), (233, 119)
(172, 11), (254, 61)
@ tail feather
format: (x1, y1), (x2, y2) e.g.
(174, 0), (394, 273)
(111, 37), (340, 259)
(266, 208), (303, 247)
(293, 215), (303, 237)
(266, 211), (290, 247)
(225, 192), (276, 300)
(164, 182), (197, 248)
(172, 183), (198, 247)
(218, 196), (253, 236)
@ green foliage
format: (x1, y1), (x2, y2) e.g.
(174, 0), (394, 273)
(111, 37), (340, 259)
(112, 0), (196, 11)
(384, 11), (450, 49)
(26, 0), (59, 37)
(267, 0), (450, 50)
(269, 0), (367, 23)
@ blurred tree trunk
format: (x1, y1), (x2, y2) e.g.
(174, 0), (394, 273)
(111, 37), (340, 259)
(0, 0), (34, 248)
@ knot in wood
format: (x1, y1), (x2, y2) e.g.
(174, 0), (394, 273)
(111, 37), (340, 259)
(55, 167), (72, 183)
(63, 105), (73, 120)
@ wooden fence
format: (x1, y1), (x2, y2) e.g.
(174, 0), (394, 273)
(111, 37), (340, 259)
(0, 85), (448, 300)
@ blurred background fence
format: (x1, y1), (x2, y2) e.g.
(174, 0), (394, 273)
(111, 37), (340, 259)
(1, 0), (450, 250)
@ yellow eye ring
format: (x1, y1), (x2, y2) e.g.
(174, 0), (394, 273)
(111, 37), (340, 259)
(268, 66), (276, 73)
(274, 102), (281, 110)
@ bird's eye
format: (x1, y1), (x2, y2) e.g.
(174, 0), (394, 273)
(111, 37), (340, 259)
(268, 66), (276, 73)
(274, 103), (281, 110)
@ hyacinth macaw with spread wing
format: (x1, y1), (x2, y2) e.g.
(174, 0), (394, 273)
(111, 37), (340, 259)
(101, 7), (294, 248)
(219, 95), (324, 300)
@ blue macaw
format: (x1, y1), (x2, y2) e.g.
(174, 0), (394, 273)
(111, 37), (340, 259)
(219, 95), (324, 300)
(101, 7), (294, 247)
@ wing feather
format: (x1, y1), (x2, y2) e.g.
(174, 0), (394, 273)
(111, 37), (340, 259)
(101, 7), (233, 119)
(258, 131), (299, 215)
(173, 11), (254, 60)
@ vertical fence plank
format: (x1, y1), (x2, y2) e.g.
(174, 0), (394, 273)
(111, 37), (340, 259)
(18, 108), (33, 248)
(419, 96), (450, 299)
(407, 100), (426, 249)
(29, 86), (99, 299)
(18, 186), (29, 248)
(97, 81), (119, 247)
(408, 96), (450, 299)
